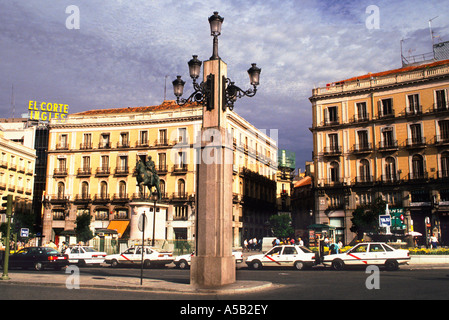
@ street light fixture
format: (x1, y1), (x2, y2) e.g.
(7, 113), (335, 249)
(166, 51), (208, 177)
(172, 12), (261, 111)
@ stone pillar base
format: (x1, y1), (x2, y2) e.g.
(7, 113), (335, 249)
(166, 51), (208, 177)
(190, 255), (236, 288)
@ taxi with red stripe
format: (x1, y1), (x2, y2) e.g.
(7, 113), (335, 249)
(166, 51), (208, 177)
(104, 245), (173, 268)
(245, 245), (316, 270)
(322, 242), (410, 271)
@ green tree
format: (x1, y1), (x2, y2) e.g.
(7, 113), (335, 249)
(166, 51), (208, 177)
(269, 214), (294, 238)
(75, 213), (94, 243)
(350, 197), (387, 239)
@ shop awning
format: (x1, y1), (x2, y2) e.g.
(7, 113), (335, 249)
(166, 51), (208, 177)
(106, 221), (130, 238)
(308, 224), (336, 230)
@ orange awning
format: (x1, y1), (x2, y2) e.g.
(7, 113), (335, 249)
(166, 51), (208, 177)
(107, 221), (130, 238)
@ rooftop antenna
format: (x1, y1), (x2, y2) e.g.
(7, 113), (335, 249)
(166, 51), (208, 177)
(11, 84), (15, 119)
(429, 16), (439, 47)
(164, 75), (168, 101)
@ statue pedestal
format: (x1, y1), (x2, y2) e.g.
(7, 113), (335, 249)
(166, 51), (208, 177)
(129, 201), (168, 245)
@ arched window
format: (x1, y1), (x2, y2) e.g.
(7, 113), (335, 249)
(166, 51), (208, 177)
(329, 161), (339, 183)
(81, 181), (89, 198)
(177, 179), (185, 197)
(411, 154), (425, 179)
(159, 180), (166, 198)
(385, 157), (396, 182)
(359, 159), (370, 182)
(57, 182), (65, 199)
(100, 181), (108, 198)
(119, 181), (126, 198)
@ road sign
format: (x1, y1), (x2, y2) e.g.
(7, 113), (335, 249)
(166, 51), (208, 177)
(20, 228), (29, 237)
(379, 215), (391, 227)
(138, 213), (147, 232)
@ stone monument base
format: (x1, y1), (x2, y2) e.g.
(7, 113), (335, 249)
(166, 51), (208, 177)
(190, 255), (236, 288)
(129, 201), (168, 243)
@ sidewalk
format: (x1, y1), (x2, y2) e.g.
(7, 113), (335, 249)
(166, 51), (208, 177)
(0, 270), (273, 295)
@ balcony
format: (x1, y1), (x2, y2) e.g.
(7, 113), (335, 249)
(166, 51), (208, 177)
(54, 168), (68, 177)
(79, 143), (93, 150)
(322, 146), (342, 157)
(156, 165), (168, 174)
(74, 194), (91, 203)
(116, 141), (130, 149)
(0, 160), (7, 169)
(408, 172), (429, 182)
(350, 113), (370, 124)
(173, 164), (188, 174)
(433, 135), (449, 147)
(95, 167), (110, 177)
(354, 175), (373, 184)
(154, 139), (169, 147)
(321, 116), (340, 127)
(56, 143), (69, 150)
(114, 167), (129, 176)
(112, 193), (129, 202)
(98, 142), (111, 149)
(93, 194), (110, 203)
(77, 168), (92, 177)
(380, 174), (401, 184)
(378, 140), (399, 152)
(351, 143), (372, 154)
(405, 137), (426, 149)
(136, 140), (149, 148)
(172, 192), (189, 201)
(404, 106), (422, 117)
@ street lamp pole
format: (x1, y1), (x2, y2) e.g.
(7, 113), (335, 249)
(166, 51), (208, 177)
(172, 12), (260, 288)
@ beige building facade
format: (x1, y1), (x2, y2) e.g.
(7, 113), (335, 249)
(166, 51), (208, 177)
(310, 59), (449, 245)
(42, 101), (277, 249)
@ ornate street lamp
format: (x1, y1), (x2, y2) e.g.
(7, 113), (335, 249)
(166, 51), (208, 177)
(172, 12), (261, 111)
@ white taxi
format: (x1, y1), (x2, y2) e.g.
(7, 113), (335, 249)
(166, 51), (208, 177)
(245, 245), (316, 270)
(104, 246), (173, 268)
(65, 246), (107, 266)
(322, 242), (410, 271)
(174, 250), (243, 269)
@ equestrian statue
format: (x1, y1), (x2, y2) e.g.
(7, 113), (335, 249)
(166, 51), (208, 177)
(136, 155), (161, 201)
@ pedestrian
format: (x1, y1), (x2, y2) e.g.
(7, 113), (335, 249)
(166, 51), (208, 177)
(430, 234), (438, 249)
(298, 237), (304, 246)
(243, 239), (248, 252)
(252, 237), (257, 251)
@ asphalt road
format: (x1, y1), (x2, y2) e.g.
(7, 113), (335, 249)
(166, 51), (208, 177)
(2, 264), (449, 301)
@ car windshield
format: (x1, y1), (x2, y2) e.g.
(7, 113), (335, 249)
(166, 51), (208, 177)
(82, 247), (97, 252)
(266, 247), (282, 255)
(299, 246), (313, 253)
(42, 248), (59, 255)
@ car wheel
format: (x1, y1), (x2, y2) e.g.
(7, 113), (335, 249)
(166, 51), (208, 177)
(110, 259), (119, 268)
(34, 262), (44, 271)
(294, 261), (305, 270)
(178, 259), (189, 269)
(331, 259), (345, 271)
(251, 260), (262, 270)
(385, 259), (399, 271)
(77, 259), (86, 267)
(143, 260), (151, 268)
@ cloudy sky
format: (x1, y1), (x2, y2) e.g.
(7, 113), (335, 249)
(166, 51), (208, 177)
(1, 0), (449, 171)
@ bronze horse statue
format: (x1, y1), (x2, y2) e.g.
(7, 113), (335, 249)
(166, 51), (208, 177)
(136, 158), (161, 201)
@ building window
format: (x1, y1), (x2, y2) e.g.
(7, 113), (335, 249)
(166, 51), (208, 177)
(381, 127), (395, 148)
(411, 154), (425, 179)
(379, 98), (393, 117)
(356, 102), (368, 121)
(407, 94), (421, 114)
(177, 179), (185, 197)
(119, 181), (126, 198)
(57, 182), (65, 199)
(357, 130), (369, 150)
(410, 190), (430, 203)
(58, 134), (68, 149)
(174, 206), (187, 220)
(438, 120), (449, 142)
(359, 159), (370, 182)
(178, 128), (187, 144)
(81, 181), (89, 198)
(325, 106), (338, 125)
(384, 156), (397, 182)
(100, 181), (108, 198)
(159, 180), (166, 197)
(100, 133), (110, 148)
(328, 133), (339, 152)
(409, 124), (423, 144)
(82, 133), (92, 149)
(441, 151), (449, 178)
(329, 161), (339, 183)
(158, 129), (167, 145)
(435, 89), (448, 110)
(139, 131), (148, 146)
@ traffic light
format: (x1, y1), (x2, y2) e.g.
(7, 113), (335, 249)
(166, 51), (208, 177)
(1, 194), (13, 217)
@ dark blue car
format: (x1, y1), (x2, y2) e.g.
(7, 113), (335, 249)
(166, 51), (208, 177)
(1, 246), (69, 271)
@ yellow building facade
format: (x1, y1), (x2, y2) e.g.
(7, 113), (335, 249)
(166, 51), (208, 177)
(0, 131), (36, 223)
(310, 59), (449, 245)
(42, 101), (277, 249)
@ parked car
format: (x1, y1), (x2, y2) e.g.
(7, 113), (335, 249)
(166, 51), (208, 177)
(0, 247), (69, 271)
(245, 245), (316, 270)
(322, 242), (410, 271)
(64, 246), (107, 266)
(174, 250), (243, 269)
(104, 246), (173, 268)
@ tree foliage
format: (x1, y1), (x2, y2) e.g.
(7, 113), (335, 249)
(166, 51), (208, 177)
(75, 213), (94, 243)
(350, 197), (387, 239)
(269, 214), (294, 238)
